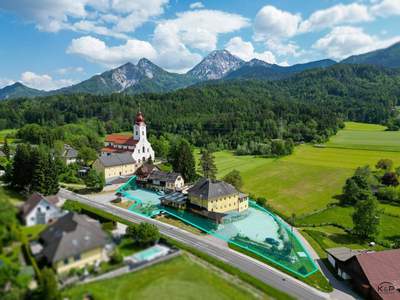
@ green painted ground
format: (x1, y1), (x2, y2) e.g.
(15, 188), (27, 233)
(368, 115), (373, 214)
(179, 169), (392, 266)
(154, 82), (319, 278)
(63, 255), (264, 300)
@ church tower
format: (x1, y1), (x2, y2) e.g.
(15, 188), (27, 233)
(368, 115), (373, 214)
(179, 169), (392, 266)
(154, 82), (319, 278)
(133, 111), (147, 141)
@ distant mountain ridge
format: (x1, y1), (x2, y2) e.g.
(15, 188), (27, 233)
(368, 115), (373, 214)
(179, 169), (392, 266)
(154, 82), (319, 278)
(2, 42), (400, 100)
(0, 82), (46, 100)
(341, 42), (400, 68)
(226, 59), (336, 80)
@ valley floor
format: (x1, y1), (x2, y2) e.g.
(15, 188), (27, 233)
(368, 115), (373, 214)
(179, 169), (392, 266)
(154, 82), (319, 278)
(203, 122), (400, 251)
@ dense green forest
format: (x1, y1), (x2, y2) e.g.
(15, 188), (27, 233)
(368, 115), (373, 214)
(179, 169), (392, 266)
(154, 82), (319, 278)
(1, 64), (399, 153)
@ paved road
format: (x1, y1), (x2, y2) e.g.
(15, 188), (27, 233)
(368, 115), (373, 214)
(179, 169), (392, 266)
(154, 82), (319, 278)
(60, 189), (332, 300)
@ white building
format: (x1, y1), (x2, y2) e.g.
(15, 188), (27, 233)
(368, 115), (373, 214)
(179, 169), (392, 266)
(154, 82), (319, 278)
(20, 192), (64, 227)
(101, 111), (155, 164)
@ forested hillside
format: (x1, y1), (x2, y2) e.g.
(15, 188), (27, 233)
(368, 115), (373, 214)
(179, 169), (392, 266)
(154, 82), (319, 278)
(0, 64), (399, 152)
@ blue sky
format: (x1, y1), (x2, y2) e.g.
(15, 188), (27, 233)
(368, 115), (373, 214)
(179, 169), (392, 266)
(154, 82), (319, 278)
(0, 0), (399, 90)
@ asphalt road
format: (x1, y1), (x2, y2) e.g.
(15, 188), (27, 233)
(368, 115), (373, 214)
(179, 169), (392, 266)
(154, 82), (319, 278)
(59, 189), (331, 300)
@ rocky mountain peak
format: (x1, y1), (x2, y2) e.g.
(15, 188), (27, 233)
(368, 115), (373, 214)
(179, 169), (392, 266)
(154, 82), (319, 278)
(187, 49), (244, 80)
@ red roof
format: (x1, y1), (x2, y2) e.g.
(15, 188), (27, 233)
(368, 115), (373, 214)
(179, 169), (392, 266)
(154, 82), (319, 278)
(356, 249), (400, 299)
(105, 134), (138, 146)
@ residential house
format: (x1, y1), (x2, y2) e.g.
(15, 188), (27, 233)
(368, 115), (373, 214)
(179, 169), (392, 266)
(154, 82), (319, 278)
(34, 212), (108, 274)
(20, 192), (64, 227)
(62, 144), (78, 165)
(326, 247), (400, 300)
(188, 178), (248, 214)
(137, 169), (184, 192)
(93, 152), (138, 183)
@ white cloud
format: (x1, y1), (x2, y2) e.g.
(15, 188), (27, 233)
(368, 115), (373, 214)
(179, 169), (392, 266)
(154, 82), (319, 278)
(155, 10), (250, 51)
(56, 67), (84, 75)
(370, 0), (400, 17)
(67, 35), (158, 67)
(265, 39), (303, 57)
(299, 3), (372, 33)
(0, 78), (15, 88)
(225, 37), (276, 64)
(21, 71), (75, 90)
(150, 9), (249, 72)
(313, 26), (400, 59)
(253, 5), (301, 41)
(0, 0), (168, 37)
(190, 2), (204, 9)
(110, 0), (168, 33)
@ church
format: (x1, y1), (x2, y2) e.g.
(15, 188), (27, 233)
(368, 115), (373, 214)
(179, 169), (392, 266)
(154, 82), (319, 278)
(101, 111), (155, 163)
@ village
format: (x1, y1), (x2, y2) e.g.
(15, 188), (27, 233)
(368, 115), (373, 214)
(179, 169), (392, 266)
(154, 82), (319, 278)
(2, 111), (395, 300)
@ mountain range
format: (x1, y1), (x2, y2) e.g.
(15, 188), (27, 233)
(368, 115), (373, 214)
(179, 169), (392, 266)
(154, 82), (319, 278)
(1, 41), (400, 100)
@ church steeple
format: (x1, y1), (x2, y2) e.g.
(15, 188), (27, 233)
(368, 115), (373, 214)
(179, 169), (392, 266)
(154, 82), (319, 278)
(133, 111), (147, 141)
(135, 111), (145, 124)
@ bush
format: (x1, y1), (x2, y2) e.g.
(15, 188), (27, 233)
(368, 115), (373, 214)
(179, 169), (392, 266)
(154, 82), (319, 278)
(376, 186), (400, 204)
(126, 223), (160, 247)
(110, 249), (123, 265)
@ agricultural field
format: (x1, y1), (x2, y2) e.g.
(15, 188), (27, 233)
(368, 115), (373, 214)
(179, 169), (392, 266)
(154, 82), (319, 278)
(325, 122), (400, 152)
(202, 122), (400, 218)
(201, 122), (400, 250)
(63, 254), (265, 300)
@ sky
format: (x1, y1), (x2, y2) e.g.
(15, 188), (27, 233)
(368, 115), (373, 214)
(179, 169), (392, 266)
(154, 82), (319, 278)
(0, 0), (399, 90)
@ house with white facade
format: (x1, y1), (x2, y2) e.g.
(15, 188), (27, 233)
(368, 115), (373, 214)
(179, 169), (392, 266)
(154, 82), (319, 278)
(20, 192), (64, 227)
(101, 111), (155, 164)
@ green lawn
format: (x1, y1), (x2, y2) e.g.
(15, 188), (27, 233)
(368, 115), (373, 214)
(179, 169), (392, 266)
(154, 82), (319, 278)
(63, 255), (265, 300)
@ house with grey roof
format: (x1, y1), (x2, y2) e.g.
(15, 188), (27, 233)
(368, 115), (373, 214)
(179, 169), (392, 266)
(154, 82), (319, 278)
(34, 212), (108, 274)
(138, 169), (184, 192)
(20, 192), (64, 227)
(62, 144), (78, 165)
(93, 151), (138, 183)
(187, 178), (248, 222)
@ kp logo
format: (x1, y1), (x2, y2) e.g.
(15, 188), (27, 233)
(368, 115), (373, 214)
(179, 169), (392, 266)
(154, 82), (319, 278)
(377, 282), (396, 295)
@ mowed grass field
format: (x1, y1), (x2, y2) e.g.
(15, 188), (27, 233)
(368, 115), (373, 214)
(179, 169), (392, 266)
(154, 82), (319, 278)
(197, 122), (400, 218)
(63, 255), (264, 300)
(325, 122), (400, 152)
(200, 121), (400, 249)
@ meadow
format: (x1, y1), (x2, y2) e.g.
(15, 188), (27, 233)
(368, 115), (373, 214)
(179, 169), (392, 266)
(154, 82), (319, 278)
(201, 122), (400, 250)
(63, 255), (265, 300)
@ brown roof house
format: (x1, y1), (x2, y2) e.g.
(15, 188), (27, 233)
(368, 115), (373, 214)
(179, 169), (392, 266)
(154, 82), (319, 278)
(33, 212), (108, 274)
(327, 247), (400, 300)
(20, 192), (65, 227)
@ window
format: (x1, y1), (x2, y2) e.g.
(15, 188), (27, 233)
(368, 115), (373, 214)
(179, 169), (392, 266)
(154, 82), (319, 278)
(46, 206), (50, 210)
(135, 131), (138, 135)
(142, 131), (144, 135)
(142, 146), (145, 153)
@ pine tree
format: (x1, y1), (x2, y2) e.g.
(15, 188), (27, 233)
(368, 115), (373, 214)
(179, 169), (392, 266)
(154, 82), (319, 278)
(31, 147), (48, 194)
(199, 148), (217, 179)
(172, 139), (196, 182)
(11, 144), (34, 190)
(45, 152), (59, 195)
